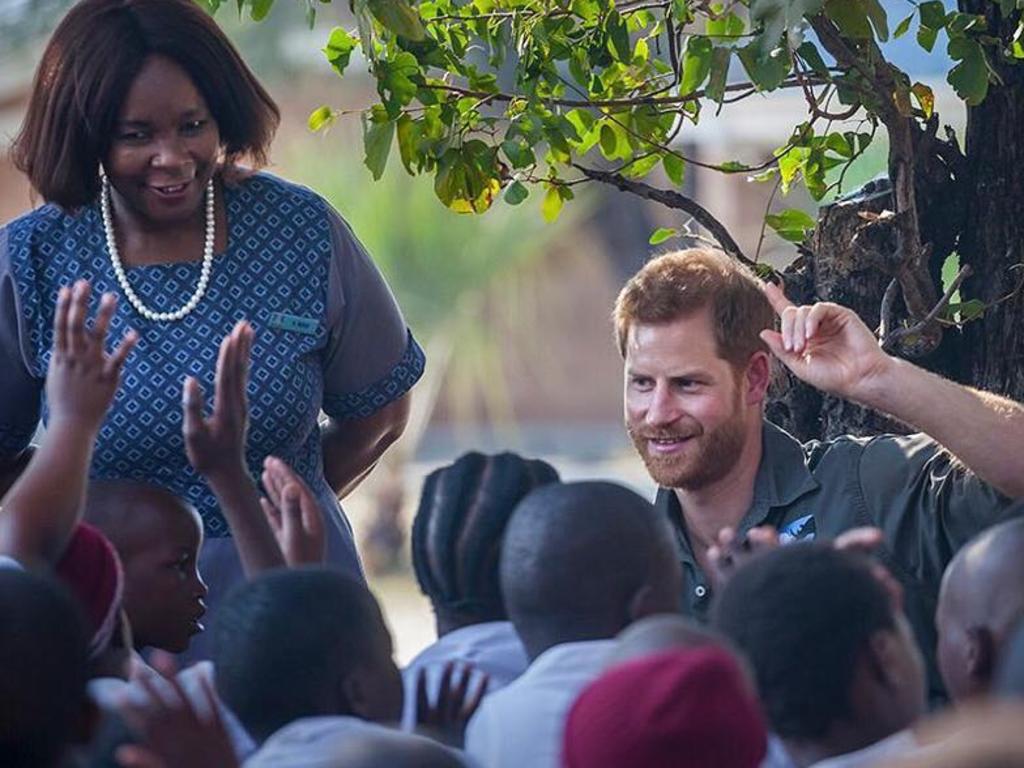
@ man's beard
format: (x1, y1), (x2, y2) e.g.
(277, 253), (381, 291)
(628, 408), (748, 491)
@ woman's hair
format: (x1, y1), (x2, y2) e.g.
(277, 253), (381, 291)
(412, 452), (560, 626)
(10, 0), (280, 210)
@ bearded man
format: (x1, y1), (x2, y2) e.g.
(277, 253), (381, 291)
(615, 248), (1024, 702)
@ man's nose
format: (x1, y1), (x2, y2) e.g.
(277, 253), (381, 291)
(645, 384), (681, 426)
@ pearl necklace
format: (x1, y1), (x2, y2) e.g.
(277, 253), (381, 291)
(101, 176), (215, 322)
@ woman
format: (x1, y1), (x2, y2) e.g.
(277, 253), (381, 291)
(1, 0), (424, 656)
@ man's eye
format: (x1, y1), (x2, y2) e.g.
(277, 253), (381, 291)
(182, 120), (207, 134)
(118, 131), (149, 141)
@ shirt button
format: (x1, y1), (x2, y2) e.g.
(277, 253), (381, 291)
(695, 585), (708, 598)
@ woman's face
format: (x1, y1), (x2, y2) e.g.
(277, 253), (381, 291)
(105, 54), (220, 227)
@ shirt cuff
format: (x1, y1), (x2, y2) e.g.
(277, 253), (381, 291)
(322, 330), (426, 421)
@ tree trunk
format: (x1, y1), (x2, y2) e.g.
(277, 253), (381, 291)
(955, 1), (1024, 401)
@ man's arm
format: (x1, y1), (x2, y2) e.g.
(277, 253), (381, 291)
(321, 393), (411, 499)
(761, 283), (1024, 499)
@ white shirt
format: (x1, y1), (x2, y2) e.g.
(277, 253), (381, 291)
(464, 638), (615, 768)
(401, 621), (529, 730)
(244, 716), (467, 767)
(809, 730), (917, 768)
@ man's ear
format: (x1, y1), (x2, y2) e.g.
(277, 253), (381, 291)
(744, 351), (772, 405)
(966, 626), (996, 689)
(866, 629), (907, 689)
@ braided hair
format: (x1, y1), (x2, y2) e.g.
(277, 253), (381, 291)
(412, 452), (559, 628)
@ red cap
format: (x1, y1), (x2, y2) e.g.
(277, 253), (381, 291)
(563, 646), (767, 768)
(55, 523), (124, 658)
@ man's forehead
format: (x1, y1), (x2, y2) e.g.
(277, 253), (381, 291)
(625, 316), (723, 367)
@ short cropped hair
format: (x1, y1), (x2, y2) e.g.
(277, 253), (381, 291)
(613, 249), (775, 369)
(0, 569), (90, 768)
(11, 0), (279, 210)
(213, 569), (386, 742)
(711, 544), (896, 739)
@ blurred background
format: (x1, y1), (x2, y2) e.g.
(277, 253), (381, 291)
(0, 0), (956, 662)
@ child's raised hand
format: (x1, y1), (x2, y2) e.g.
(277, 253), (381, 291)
(182, 321), (253, 481)
(415, 662), (489, 749)
(260, 456), (326, 566)
(115, 651), (239, 768)
(46, 280), (137, 433)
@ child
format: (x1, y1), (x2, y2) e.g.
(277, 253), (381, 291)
(405, 451), (559, 728)
(214, 568), (482, 763)
(465, 481), (683, 768)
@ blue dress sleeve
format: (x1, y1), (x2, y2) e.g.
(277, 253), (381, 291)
(320, 208), (425, 421)
(0, 226), (42, 453)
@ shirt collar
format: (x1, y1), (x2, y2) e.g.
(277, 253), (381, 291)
(656, 419), (819, 531)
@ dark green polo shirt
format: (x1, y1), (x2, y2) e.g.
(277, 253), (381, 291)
(655, 420), (1024, 704)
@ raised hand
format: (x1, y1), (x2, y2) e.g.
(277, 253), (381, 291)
(47, 280), (137, 432)
(183, 321), (252, 481)
(260, 456), (326, 566)
(759, 282), (893, 401)
(415, 662), (489, 749)
(706, 525), (780, 590)
(116, 651), (239, 768)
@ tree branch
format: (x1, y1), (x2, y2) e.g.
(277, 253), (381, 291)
(574, 165), (755, 267)
(882, 265), (972, 352)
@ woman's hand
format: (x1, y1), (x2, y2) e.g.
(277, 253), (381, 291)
(260, 456), (326, 566)
(182, 321), (252, 482)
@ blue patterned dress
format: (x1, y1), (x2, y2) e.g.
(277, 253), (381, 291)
(0, 173), (425, 654)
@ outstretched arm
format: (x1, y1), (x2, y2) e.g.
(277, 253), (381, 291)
(762, 282), (1024, 499)
(0, 281), (137, 565)
(183, 322), (284, 575)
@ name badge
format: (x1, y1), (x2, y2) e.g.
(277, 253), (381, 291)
(269, 312), (319, 335)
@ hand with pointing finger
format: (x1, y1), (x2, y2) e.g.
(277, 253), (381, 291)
(759, 282), (894, 401)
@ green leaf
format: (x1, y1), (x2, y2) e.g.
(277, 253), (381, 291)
(377, 51), (421, 111)
(910, 82), (935, 118)
(825, 0), (872, 39)
(796, 42), (829, 78)
(649, 227), (678, 245)
(249, 0), (274, 20)
(501, 138), (536, 169)
(622, 153), (662, 180)
(663, 153), (685, 186)
(947, 37), (990, 106)
(706, 47), (732, 103)
(737, 42), (791, 91)
(918, 1), (947, 31)
(863, 0), (888, 41)
(307, 105), (335, 132)
(434, 143), (502, 214)
(947, 298), (986, 323)
(893, 13), (913, 39)
(825, 132), (852, 158)
(706, 10), (745, 42)
(323, 27), (358, 77)
(362, 114), (396, 180)
(367, 0), (426, 41)
(505, 181), (529, 205)
(396, 114), (422, 174)
(765, 208), (816, 242)
(716, 160), (752, 173)
(605, 11), (632, 63)
(542, 184), (566, 222)
(749, 0), (825, 56)
(680, 36), (714, 95)
(917, 24), (939, 52)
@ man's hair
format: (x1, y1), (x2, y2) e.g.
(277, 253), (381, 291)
(412, 451), (560, 625)
(11, 0), (279, 210)
(499, 481), (678, 652)
(711, 544), (896, 740)
(0, 569), (90, 768)
(213, 569), (387, 742)
(612, 248), (775, 368)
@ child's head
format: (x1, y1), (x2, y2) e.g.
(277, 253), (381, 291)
(412, 451), (559, 634)
(85, 480), (207, 653)
(499, 481), (682, 660)
(0, 568), (93, 768)
(213, 569), (402, 743)
(712, 544), (925, 754)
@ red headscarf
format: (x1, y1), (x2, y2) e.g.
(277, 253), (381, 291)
(563, 646), (768, 768)
(55, 523), (124, 658)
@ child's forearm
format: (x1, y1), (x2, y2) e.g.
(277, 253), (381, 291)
(205, 465), (284, 576)
(0, 422), (94, 565)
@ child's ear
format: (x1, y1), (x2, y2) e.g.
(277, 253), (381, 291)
(966, 626), (996, 688)
(340, 669), (374, 720)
